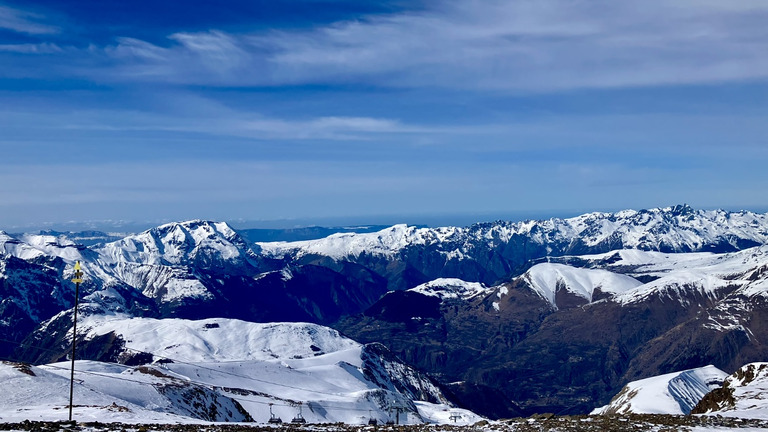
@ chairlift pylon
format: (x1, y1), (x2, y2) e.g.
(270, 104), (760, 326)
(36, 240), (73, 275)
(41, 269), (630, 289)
(291, 401), (307, 424)
(268, 403), (282, 424)
(368, 409), (378, 426)
(385, 406), (396, 425)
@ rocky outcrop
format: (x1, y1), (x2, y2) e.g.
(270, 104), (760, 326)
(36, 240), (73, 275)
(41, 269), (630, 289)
(692, 362), (768, 416)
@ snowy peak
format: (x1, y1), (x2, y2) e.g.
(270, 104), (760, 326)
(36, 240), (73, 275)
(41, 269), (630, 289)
(409, 278), (488, 300)
(1, 231), (86, 262)
(0, 231), (43, 260)
(727, 362), (768, 388)
(256, 206), (768, 270)
(97, 220), (252, 268)
(592, 365), (727, 415)
(519, 263), (642, 309)
(495, 205), (768, 252)
(258, 224), (460, 259)
(594, 245), (768, 306)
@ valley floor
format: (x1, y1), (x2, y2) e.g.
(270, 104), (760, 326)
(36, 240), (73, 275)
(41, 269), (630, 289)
(2, 415), (768, 432)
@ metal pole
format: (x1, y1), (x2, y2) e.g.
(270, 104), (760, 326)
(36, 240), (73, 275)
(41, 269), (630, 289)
(69, 261), (83, 422)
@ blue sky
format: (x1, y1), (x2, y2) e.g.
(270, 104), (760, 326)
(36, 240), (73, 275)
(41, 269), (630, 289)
(1, 0), (767, 229)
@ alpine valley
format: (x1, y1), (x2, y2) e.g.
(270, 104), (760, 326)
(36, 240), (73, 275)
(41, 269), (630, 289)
(2, 204), (768, 423)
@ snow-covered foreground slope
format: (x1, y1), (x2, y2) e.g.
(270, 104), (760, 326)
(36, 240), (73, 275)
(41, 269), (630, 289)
(591, 365), (727, 415)
(3, 317), (482, 425)
(0, 360), (247, 424)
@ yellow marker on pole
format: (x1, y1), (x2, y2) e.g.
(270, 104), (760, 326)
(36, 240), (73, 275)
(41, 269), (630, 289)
(71, 261), (83, 284)
(68, 261), (84, 423)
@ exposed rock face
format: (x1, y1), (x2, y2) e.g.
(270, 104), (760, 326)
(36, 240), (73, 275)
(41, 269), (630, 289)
(0, 254), (71, 358)
(692, 362), (768, 417)
(361, 342), (449, 405)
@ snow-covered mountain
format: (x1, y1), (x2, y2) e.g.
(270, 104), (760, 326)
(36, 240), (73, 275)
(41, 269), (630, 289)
(339, 243), (768, 415)
(515, 263), (642, 309)
(409, 278), (488, 301)
(3, 206), (767, 335)
(591, 365), (727, 415)
(3, 205), (768, 419)
(259, 205), (768, 285)
(530, 246), (768, 308)
(79, 317), (361, 362)
(260, 205), (768, 258)
(1, 318), (481, 425)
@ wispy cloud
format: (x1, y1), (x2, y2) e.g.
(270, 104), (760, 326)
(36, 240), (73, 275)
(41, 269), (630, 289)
(0, 42), (62, 54)
(0, 4), (58, 35)
(0, 92), (434, 142)
(81, 0), (768, 91)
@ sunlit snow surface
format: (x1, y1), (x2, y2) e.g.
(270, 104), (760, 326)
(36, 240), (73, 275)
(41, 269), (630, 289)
(0, 318), (476, 425)
(79, 316), (360, 362)
(408, 278), (487, 300)
(591, 365), (727, 415)
(0, 361), (202, 424)
(586, 246), (768, 313)
(257, 207), (768, 260)
(702, 362), (768, 420)
(489, 246), (768, 312)
(522, 263), (642, 308)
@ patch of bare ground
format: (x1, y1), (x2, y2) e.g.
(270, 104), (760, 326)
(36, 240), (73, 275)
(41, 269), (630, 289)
(1, 415), (768, 432)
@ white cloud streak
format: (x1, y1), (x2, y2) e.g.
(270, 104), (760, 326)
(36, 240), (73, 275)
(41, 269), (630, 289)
(0, 92), (434, 142)
(0, 42), (62, 54)
(0, 4), (58, 35)
(86, 0), (768, 91)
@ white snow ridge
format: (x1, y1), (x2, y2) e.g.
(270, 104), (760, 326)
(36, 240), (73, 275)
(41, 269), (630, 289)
(592, 365), (727, 415)
(522, 263), (642, 308)
(409, 278), (488, 300)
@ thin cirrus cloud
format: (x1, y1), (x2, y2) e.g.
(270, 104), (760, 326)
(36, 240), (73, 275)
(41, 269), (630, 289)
(0, 93), (423, 142)
(0, 4), (58, 35)
(0, 42), (61, 53)
(83, 0), (768, 91)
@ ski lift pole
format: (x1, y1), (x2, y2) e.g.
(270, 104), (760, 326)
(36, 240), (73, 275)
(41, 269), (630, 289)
(68, 261), (83, 422)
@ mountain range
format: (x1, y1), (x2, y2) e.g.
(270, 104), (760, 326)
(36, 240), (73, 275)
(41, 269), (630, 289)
(2, 204), (768, 420)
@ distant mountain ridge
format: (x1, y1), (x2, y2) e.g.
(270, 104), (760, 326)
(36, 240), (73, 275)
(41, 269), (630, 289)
(239, 225), (395, 243)
(259, 204), (768, 289)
